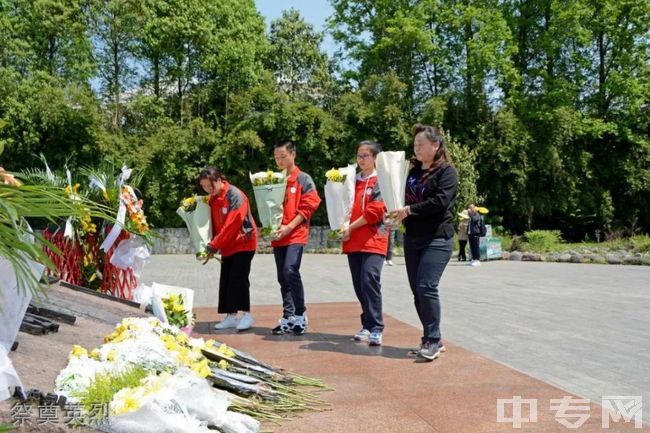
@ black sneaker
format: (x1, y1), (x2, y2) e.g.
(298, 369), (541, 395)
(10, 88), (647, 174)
(271, 316), (295, 335)
(408, 340), (446, 355)
(417, 341), (441, 361)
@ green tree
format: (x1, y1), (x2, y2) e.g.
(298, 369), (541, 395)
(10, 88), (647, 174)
(8, 0), (94, 82)
(91, 0), (140, 131)
(0, 72), (103, 172)
(267, 9), (331, 101)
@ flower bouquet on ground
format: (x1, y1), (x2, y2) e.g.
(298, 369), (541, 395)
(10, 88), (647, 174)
(55, 318), (260, 433)
(324, 164), (356, 240)
(376, 151), (410, 228)
(162, 293), (196, 335)
(176, 195), (213, 260)
(151, 282), (195, 334)
(249, 170), (286, 238)
(53, 317), (330, 432)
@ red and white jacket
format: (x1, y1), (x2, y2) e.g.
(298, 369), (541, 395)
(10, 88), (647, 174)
(271, 166), (321, 247)
(207, 181), (258, 257)
(342, 173), (388, 255)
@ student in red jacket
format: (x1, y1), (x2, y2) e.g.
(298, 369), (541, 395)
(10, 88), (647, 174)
(339, 141), (388, 346)
(271, 141), (321, 335)
(199, 166), (258, 331)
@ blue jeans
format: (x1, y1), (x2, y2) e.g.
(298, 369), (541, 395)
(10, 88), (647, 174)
(273, 244), (306, 318)
(347, 252), (384, 333)
(404, 236), (453, 344)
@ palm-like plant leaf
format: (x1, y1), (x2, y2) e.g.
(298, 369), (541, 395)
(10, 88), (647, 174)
(0, 178), (114, 297)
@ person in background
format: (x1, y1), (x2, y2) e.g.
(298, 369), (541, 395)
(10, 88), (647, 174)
(457, 209), (469, 261)
(339, 141), (388, 346)
(271, 141), (322, 335)
(467, 204), (483, 267)
(199, 166), (258, 331)
(389, 124), (457, 362)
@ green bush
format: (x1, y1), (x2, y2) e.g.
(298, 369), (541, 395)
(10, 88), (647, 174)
(524, 230), (563, 253)
(508, 235), (526, 252)
(631, 235), (650, 253)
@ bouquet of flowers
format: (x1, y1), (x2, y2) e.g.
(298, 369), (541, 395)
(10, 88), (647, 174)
(249, 170), (286, 237)
(150, 283), (195, 333)
(376, 151), (410, 226)
(324, 164), (356, 240)
(162, 293), (196, 333)
(176, 195), (212, 259)
(54, 317), (330, 432)
(121, 186), (150, 235)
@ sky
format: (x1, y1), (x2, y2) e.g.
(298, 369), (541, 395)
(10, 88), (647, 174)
(254, 0), (337, 56)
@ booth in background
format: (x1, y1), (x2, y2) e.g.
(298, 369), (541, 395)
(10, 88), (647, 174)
(479, 225), (503, 260)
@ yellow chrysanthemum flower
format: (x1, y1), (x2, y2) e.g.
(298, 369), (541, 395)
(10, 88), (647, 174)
(325, 168), (345, 182)
(69, 345), (88, 360)
(217, 343), (235, 358)
(89, 348), (101, 360)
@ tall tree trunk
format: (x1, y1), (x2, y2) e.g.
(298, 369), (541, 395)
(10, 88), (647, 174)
(543, 2), (554, 84)
(112, 37), (120, 132)
(153, 57), (160, 98)
(464, 16), (475, 122)
(597, 31), (608, 116)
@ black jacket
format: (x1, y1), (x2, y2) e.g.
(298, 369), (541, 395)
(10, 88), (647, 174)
(468, 212), (484, 236)
(404, 163), (458, 242)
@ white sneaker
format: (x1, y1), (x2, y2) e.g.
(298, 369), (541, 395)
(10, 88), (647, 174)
(386, 260), (393, 266)
(236, 312), (255, 330)
(292, 314), (308, 335)
(471, 260), (481, 267)
(214, 314), (239, 329)
(353, 329), (370, 341)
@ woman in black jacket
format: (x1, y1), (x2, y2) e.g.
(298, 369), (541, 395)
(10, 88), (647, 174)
(390, 124), (458, 361)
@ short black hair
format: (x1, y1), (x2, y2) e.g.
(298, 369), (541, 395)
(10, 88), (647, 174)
(197, 166), (225, 190)
(275, 140), (296, 153)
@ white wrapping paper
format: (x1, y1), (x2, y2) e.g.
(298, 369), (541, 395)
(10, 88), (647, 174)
(176, 199), (213, 254)
(375, 151), (410, 213)
(324, 164), (357, 231)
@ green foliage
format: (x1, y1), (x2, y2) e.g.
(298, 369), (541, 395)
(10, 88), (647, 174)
(0, 71), (103, 171)
(524, 230), (563, 253)
(268, 9), (331, 101)
(0, 180), (110, 296)
(0, 0), (647, 235)
(446, 132), (480, 216)
(73, 365), (150, 421)
(631, 236), (650, 254)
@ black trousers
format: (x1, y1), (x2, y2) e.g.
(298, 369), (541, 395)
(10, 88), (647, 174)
(404, 237), (453, 344)
(218, 250), (255, 314)
(468, 235), (481, 261)
(458, 239), (467, 260)
(347, 252), (384, 333)
(273, 244), (306, 318)
(385, 230), (393, 260)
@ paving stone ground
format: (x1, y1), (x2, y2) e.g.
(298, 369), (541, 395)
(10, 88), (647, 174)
(141, 254), (650, 426)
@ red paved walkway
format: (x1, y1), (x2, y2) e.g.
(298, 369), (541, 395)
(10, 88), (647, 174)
(194, 303), (646, 433)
